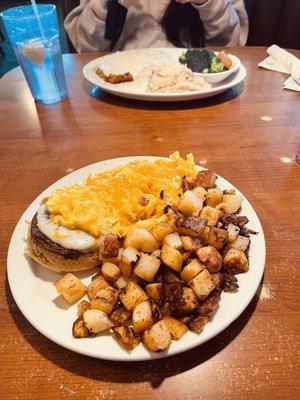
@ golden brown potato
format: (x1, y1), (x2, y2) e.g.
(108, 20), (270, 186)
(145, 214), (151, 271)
(180, 259), (204, 282)
(150, 221), (175, 243)
(189, 269), (215, 300)
(91, 286), (119, 314)
(77, 300), (91, 316)
(134, 253), (161, 282)
(181, 236), (202, 251)
(109, 305), (131, 327)
(132, 300), (161, 333)
(200, 206), (222, 227)
(119, 280), (148, 311)
(187, 315), (209, 333)
(142, 320), (171, 352)
(87, 273), (109, 299)
(196, 246), (222, 274)
(222, 194), (243, 213)
(205, 227), (228, 250)
(162, 233), (183, 250)
(178, 190), (203, 216)
(161, 244), (183, 273)
(163, 316), (188, 340)
(119, 257), (133, 277)
(113, 326), (140, 350)
(195, 170), (217, 189)
(223, 248), (249, 274)
(54, 273), (87, 304)
(122, 247), (140, 263)
(102, 261), (121, 282)
(206, 188), (223, 207)
(145, 282), (164, 305)
(83, 309), (113, 333)
(192, 186), (207, 202)
(124, 227), (159, 253)
(72, 317), (90, 338)
(115, 275), (129, 290)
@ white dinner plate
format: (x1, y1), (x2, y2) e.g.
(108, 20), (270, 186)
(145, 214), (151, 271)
(7, 157), (265, 361)
(83, 48), (246, 102)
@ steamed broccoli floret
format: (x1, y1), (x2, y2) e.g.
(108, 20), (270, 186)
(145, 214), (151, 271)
(210, 57), (226, 73)
(179, 49), (215, 73)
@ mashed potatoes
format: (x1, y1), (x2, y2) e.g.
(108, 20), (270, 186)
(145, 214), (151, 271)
(45, 153), (197, 237)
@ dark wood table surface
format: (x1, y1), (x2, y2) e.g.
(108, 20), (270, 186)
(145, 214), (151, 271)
(0, 47), (299, 400)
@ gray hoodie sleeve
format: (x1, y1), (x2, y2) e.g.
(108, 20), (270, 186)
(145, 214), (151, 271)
(193, 0), (248, 46)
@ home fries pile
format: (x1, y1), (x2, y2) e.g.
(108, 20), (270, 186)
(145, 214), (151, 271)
(27, 153), (256, 353)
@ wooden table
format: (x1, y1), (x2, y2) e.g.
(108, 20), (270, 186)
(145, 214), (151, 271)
(0, 47), (299, 400)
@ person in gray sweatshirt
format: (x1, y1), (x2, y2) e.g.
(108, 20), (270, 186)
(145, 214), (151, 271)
(65, 0), (248, 53)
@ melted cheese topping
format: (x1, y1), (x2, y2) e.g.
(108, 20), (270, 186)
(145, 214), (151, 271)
(45, 152), (197, 237)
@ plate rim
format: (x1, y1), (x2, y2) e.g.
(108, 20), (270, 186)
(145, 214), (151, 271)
(7, 156), (266, 361)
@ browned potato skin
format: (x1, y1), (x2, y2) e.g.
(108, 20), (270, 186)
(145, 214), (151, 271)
(119, 280), (148, 311)
(197, 246), (222, 273)
(163, 316), (188, 340)
(187, 315), (209, 333)
(205, 227), (228, 251)
(77, 300), (91, 316)
(72, 317), (90, 338)
(195, 170), (217, 189)
(181, 236), (202, 251)
(223, 248), (249, 274)
(113, 326), (140, 350)
(150, 221), (175, 243)
(145, 283), (164, 305)
(109, 306), (131, 327)
(197, 289), (221, 316)
(91, 286), (119, 314)
(166, 282), (198, 317)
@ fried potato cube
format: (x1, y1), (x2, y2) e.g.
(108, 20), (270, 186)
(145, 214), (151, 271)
(120, 280), (148, 311)
(72, 317), (90, 338)
(187, 315), (209, 333)
(196, 170), (217, 189)
(166, 282), (198, 317)
(227, 223), (240, 242)
(77, 300), (91, 316)
(87, 273), (109, 299)
(223, 248), (249, 274)
(132, 300), (161, 333)
(222, 194), (243, 213)
(229, 235), (250, 252)
(119, 258), (133, 277)
(198, 289), (221, 316)
(197, 246), (222, 273)
(134, 253), (161, 282)
(206, 188), (223, 207)
(211, 273), (224, 290)
(115, 275), (129, 289)
(192, 186), (207, 202)
(113, 326), (140, 350)
(122, 247), (140, 263)
(163, 316), (188, 340)
(162, 233), (183, 250)
(161, 244), (183, 273)
(206, 227), (228, 250)
(54, 273), (87, 304)
(109, 305), (131, 327)
(91, 286), (119, 314)
(124, 227), (159, 253)
(200, 206), (222, 227)
(189, 269), (215, 300)
(142, 320), (171, 352)
(180, 259), (204, 282)
(178, 190), (203, 216)
(102, 261), (121, 282)
(181, 236), (202, 251)
(83, 309), (113, 333)
(150, 221), (175, 243)
(145, 283), (164, 305)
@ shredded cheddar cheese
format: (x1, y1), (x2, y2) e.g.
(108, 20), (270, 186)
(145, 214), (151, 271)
(45, 152), (197, 237)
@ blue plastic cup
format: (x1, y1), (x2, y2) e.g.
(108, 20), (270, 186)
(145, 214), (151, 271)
(1, 4), (68, 104)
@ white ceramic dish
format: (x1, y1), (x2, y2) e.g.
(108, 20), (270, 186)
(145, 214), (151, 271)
(7, 156), (265, 361)
(195, 53), (241, 84)
(83, 48), (246, 102)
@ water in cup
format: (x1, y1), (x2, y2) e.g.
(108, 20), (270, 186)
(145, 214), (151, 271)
(15, 36), (67, 104)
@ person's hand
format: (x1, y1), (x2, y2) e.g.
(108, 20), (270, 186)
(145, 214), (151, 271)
(175, 0), (209, 4)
